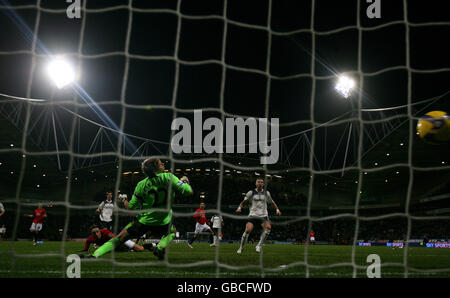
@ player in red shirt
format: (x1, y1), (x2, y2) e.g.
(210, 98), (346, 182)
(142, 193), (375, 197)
(24, 203), (48, 245)
(82, 225), (151, 253)
(187, 202), (215, 248)
(309, 230), (316, 245)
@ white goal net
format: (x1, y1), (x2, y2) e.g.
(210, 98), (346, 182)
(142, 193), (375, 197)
(0, 0), (449, 278)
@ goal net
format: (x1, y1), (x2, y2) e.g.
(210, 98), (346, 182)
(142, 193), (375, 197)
(0, 0), (449, 278)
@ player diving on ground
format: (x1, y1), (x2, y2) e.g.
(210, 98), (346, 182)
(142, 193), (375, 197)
(82, 157), (193, 260)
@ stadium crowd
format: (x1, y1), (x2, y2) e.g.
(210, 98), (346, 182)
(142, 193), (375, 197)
(1, 202), (448, 244)
(0, 170), (448, 244)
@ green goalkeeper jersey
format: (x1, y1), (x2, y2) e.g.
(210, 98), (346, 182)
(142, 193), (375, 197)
(128, 172), (193, 225)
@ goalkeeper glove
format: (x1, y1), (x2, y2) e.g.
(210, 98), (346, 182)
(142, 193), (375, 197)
(118, 194), (128, 202)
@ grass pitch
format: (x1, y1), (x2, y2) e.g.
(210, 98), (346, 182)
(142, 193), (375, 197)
(0, 241), (449, 278)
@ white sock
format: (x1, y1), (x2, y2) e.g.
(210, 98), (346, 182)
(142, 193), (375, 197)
(257, 229), (270, 247)
(240, 232), (249, 248)
(213, 235), (218, 244)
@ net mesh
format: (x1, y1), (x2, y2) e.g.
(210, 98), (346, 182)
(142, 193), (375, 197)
(0, 0), (449, 278)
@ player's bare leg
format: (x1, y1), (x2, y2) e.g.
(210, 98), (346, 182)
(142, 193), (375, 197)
(133, 243), (145, 251)
(238, 222), (254, 254)
(256, 221), (271, 253)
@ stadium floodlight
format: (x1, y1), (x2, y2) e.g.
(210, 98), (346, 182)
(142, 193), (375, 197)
(47, 58), (75, 89)
(335, 75), (355, 98)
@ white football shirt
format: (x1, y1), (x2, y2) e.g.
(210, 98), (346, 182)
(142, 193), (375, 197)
(210, 215), (223, 229)
(98, 200), (114, 222)
(244, 189), (274, 218)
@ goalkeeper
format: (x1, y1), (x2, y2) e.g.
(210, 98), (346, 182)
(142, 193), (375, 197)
(90, 157), (193, 260)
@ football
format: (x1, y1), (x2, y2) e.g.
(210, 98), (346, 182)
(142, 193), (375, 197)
(416, 111), (450, 144)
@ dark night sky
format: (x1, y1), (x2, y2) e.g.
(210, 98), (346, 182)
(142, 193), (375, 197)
(0, 0), (449, 171)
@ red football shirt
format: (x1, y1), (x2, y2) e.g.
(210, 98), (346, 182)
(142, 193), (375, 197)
(310, 232), (315, 238)
(193, 208), (208, 225)
(84, 229), (115, 250)
(33, 208), (46, 224)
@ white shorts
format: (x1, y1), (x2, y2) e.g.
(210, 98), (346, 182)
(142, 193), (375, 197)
(124, 240), (136, 249)
(310, 237), (315, 241)
(30, 223), (43, 232)
(195, 223), (210, 234)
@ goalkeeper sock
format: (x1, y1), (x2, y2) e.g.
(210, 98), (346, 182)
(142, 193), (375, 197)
(240, 232), (249, 249)
(157, 232), (175, 251)
(257, 229), (270, 247)
(92, 237), (120, 258)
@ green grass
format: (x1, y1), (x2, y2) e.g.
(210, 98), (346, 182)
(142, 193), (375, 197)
(0, 241), (449, 278)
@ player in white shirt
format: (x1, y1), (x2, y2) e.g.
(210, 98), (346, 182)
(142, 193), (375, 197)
(209, 214), (224, 247)
(0, 202), (5, 229)
(0, 202), (5, 217)
(0, 225), (5, 240)
(0, 203), (6, 239)
(236, 178), (281, 254)
(96, 191), (115, 231)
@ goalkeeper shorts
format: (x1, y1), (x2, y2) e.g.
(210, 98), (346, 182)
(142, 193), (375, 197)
(125, 218), (175, 239)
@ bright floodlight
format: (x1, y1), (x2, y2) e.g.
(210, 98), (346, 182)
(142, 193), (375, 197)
(47, 58), (75, 89)
(335, 75), (355, 98)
